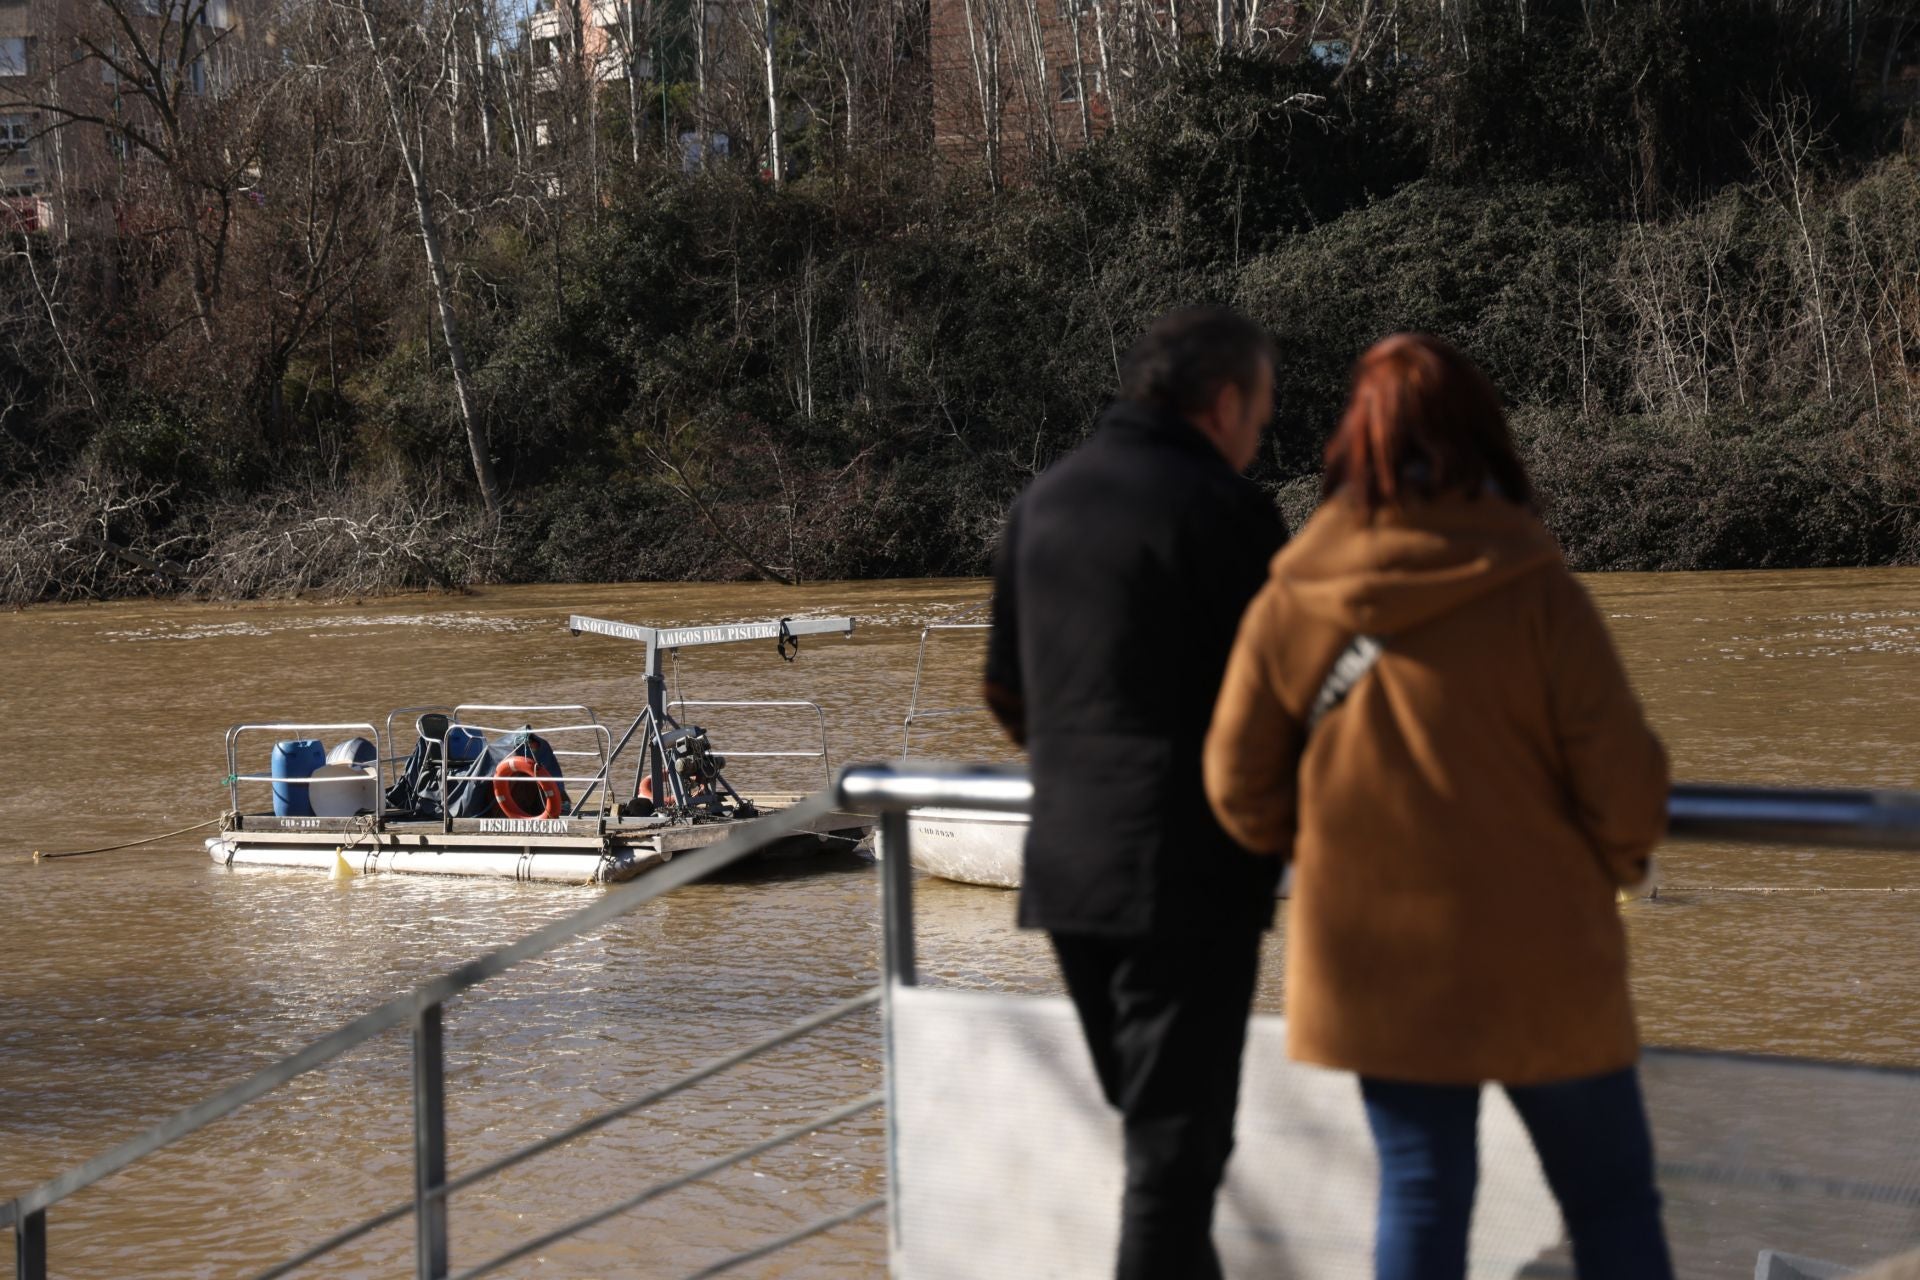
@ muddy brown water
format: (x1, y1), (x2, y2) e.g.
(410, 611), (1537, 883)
(3, 573), (1919, 1277)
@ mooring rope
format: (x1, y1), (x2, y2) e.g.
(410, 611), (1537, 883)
(34, 818), (223, 862)
(1657, 884), (1920, 894)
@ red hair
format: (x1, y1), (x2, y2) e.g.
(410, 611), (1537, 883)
(1321, 334), (1532, 512)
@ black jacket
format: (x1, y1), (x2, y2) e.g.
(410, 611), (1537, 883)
(986, 400), (1288, 937)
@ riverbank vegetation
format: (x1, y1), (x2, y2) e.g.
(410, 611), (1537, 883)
(4, 1), (1920, 602)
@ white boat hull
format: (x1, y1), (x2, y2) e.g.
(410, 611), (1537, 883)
(886, 809), (1297, 898)
(895, 808), (1027, 889)
(208, 835), (653, 884)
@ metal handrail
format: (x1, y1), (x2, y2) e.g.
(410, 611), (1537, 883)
(667, 699), (836, 789)
(20, 766), (1920, 1278)
(438, 718), (615, 827)
(2, 790), (859, 1277)
(836, 767), (1920, 851)
(225, 721), (386, 816)
(900, 624), (993, 759)
(447, 1093), (885, 1280)
(250, 988), (882, 1280)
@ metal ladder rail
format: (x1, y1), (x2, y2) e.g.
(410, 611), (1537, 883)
(3, 791), (872, 1280)
(899, 624), (993, 759)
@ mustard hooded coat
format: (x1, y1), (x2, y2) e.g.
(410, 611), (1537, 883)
(1203, 492), (1668, 1085)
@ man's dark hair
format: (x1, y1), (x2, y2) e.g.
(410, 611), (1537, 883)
(1118, 305), (1277, 415)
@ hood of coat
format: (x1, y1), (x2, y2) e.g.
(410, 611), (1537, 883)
(1274, 491), (1563, 636)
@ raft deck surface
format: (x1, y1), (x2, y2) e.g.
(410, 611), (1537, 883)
(208, 795), (874, 883)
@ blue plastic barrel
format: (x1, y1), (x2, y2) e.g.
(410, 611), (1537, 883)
(271, 739), (327, 817)
(327, 737), (379, 769)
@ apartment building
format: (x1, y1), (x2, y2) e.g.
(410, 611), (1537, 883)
(0, 0), (48, 222)
(0, 0), (243, 229)
(529, 0), (653, 91)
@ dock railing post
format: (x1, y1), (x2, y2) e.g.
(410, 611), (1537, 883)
(879, 810), (917, 989)
(412, 1004), (450, 1280)
(877, 806), (916, 1275)
(14, 1207), (45, 1280)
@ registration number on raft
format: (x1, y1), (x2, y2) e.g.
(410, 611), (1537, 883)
(479, 818), (571, 835)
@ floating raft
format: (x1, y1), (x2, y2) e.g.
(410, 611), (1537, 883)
(207, 797), (873, 884)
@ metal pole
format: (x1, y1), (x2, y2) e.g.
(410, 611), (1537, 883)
(14, 1207), (45, 1280)
(412, 1005), (449, 1280)
(570, 710), (648, 816)
(876, 806), (916, 1272)
(646, 640), (667, 806)
(879, 810), (916, 987)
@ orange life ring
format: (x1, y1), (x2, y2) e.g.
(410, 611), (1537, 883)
(493, 755), (562, 820)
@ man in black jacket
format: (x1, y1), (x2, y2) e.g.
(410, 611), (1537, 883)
(984, 305), (1287, 1279)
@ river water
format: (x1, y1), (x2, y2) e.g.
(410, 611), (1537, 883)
(3, 572), (1919, 1276)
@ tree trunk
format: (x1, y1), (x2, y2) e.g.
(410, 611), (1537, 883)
(1091, 0), (1117, 126)
(355, 0), (503, 518)
(761, 0), (782, 185)
(623, 0), (640, 163)
(1068, 10), (1092, 143)
(474, 24), (494, 157)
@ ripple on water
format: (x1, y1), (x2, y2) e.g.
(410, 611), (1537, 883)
(3, 573), (1919, 1276)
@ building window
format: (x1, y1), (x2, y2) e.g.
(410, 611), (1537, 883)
(0, 114), (28, 154)
(0, 38), (27, 77)
(1058, 66), (1102, 103)
(534, 118), (551, 147)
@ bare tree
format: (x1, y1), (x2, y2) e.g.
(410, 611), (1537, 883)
(348, 0), (503, 515)
(8, 0), (263, 345)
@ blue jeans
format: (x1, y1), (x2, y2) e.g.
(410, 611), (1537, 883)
(1360, 1068), (1673, 1280)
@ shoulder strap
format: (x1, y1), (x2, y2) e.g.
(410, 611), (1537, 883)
(1307, 635), (1383, 732)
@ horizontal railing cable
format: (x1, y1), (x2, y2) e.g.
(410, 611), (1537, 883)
(3, 791), (843, 1227)
(447, 1093), (884, 1280)
(247, 986), (880, 1280)
(19, 766), (1920, 1265)
(682, 1197), (888, 1279)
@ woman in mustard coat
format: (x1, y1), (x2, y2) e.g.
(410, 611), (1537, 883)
(1204, 334), (1673, 1279)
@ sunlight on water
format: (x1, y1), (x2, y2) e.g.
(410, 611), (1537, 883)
(2, 570), (1918, 1275)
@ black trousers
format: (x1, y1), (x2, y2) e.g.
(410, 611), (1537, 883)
(1051, 927), (1264, 1280)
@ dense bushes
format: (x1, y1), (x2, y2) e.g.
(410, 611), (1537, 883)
(5, 2), (1920, 603)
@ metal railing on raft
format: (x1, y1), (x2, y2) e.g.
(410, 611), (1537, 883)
(440, 706), (614, 827)
(11, 769), (1920, 1279)
(667, 699), (837, 790)
(225, 721), (387, 815)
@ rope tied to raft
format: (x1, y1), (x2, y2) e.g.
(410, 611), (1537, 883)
(777, 617), (799, 663)
(34, 817), (223, 861)
(1655, 884), (1920, 894)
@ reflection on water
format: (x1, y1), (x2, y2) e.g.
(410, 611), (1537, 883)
(2, 570), (1919, 1275)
